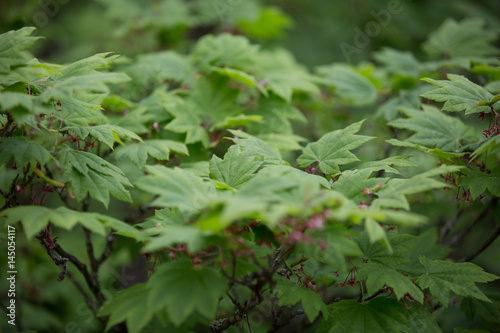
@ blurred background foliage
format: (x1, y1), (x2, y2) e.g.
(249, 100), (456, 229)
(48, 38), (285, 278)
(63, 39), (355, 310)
(0, 1), (499, 332)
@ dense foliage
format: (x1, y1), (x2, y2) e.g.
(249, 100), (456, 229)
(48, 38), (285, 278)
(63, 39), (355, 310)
(1, 1), (500, 332)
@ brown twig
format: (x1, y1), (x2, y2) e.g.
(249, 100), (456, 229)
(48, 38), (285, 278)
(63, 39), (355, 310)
(457, 226), (500, 263)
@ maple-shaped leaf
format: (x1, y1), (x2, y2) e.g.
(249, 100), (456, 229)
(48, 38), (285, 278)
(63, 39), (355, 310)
(276, 278), (329, 322)
(191, 33), (260, 71)
(0, 137), (51, 167)
(2, 206), (107, 238)
(354, 156), (416, 175)
(422, 18), (499, 60)
(61, 125), (142, 149)
(415, 256), (499, 306)
(135, 166), (216, 213)
(355, 231), (416, 268)
(0, 92), (33, 112)
(297, 120), (374, 175)
(332, 169), (387, 203)
(358, 263), (424, 303)
(373, 47), (420, 77)
(165, 76), (243, 147)
(374, 166), (463, 210)
(461, 295), (500, 323)
(148, 260), (226, 326)
(317, 64), (377, 106)
(420, 74), (498, 115)
(460, 166), (500, 199)
(471, 135), (500, 160)
(252, 49), (320, 102)
(402, 304), (442, 333)
(209, 145), (262, 190)
(98, 283), (153, 333)
(212, 67), (267, 95)
(114, 140), (188, 167)
(229, 129), (284, 165)
(59, 149), (132, 208)
(327, 298), (410, 333)
(386, 139), (466, 159)
(388, 105), (477, 151)
(0, 27), (42, 74)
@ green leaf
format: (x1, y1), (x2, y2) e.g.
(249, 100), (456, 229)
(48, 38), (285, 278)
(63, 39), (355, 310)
(332, 169), (387, 203)
(471, 135), (500, 160)
(209, 145), (262, 190)
(98, 283), (153, 333)
(0, 137), (51, 167)
(327, 298), (410, 333)
(461, 295), (500, 323)
(358, 263), (424, 303)
(388, 105), (477, 151)
(415, 256), (499, 306)
(373, 47), (420, 77)
(135, 166), (216, 213)
(192, 33), (259, 71)
(0, 27), (42, 74)
(229, 129), (284, 165)
(142, 225), (205, 253)
(277, 278), (328, 322)
(420, 74), (497, 115)
(355, 231), (416, 268)
(460, 166), (500, 199)
(148, 260), (226, 326)
(2, 206), (106, 238)
(422, 18), (499, 60)
(402, 304), (442, 333)
(0, 92), (33, 111)
(61, 125), (142, 149)
(354, 157), (417, 175)
(297, 120), (374, 174)
(114, 140), (188, 167)
(238, 7), (293, 40)
(59, 149), (132, 208)
(165, 76), (243, 147)
(212, 67), (267, 95)
(386, 138), (465, 159)
(374, 166), (462, 210)
(317, 64), (378, 106)
(253, 49), (320, 102)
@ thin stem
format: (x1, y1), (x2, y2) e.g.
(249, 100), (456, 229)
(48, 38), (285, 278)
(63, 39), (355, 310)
(458, 226), (500, 263)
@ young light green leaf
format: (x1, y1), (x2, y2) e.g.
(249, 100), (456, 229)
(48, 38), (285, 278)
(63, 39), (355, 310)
(114, 140), (188, 167)
(374, 166), (462, 210)
(148, 260), (226, 326)
(252, 49), (320, 102)
(98, 283), (153, 333)
(388, 105), (477, 151)
(2, 206), (106, 238)
(422, 18), (499, 60)
(317, 64), (377, 106)
(415, 256), (499, 306)
(59, 149), (132, 208)
(460, 166), (500, 199)
(471, 135), (500, 160)
(0, 137), (51, 167)
(328, 298), (410, 333)
(297, 120), (374, 174)
(229, 129), (284, 165)
(332, 169), (387, 203)
(0, 27), (42, 74)
(209, 145), (262, 190)
(358, 263), (424, 303)
(354, 156), (417, 175)
(386, 139), (465, 159)
(135, 166), (216, 212)
(62, 125), (142, 149)
(421, 74), (498, 115)
(373, 47), (420, 77)
(276, 278), (328, 322)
